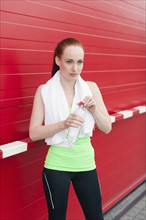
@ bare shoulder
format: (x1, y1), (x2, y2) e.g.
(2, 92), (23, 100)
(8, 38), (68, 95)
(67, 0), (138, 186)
(37, 84), (44, 91)
(32, 85), (44, 102)
(86, 81), (101, 95)
(35, 84), (44, 95)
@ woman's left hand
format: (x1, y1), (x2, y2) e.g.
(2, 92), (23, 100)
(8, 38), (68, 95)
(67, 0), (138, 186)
(82, 96), (96, 113)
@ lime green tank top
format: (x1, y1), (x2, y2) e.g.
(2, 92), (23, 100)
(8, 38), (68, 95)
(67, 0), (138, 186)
(44, 137), (96, 172)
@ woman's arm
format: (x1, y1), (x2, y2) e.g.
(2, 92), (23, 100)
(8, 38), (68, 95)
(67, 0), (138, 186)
(84, 82), (112, 134)
(29, 85), (66, 141)
(29, 85), (84, 141)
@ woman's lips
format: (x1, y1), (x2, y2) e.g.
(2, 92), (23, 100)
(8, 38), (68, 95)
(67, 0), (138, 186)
(70, 73), (78, 76)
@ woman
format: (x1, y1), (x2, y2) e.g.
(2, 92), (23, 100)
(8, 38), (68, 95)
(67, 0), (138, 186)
(29, 38), (112, 220)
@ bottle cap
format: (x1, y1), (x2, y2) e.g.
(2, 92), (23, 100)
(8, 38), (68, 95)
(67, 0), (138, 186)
(78, 101), (85, 106)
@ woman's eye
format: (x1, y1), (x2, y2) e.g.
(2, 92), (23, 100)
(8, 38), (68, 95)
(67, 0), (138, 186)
(66, 60), (83, 65)
(77, 60), (83, 65)
(66, 60), (73, 64)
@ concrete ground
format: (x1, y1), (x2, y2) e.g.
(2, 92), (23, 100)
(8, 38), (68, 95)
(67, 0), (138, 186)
(103, 181), (146, 220)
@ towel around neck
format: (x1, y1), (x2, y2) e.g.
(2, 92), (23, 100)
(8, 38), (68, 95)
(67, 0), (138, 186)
(41, 70), (95, 147)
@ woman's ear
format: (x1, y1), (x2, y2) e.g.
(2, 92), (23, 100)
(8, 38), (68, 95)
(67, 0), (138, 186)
(55, 56), (60, 66)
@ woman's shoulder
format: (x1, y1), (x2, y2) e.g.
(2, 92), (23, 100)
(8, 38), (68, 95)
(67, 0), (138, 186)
(86, 81), (100, 93)
(86, 81), (102, 98)
(34, 84), (44, 96)
(37, 84), (44, 92)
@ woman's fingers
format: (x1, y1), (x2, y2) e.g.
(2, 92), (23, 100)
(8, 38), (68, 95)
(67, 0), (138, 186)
(66, 113), (84, 127)
(83, 96), (96, 109)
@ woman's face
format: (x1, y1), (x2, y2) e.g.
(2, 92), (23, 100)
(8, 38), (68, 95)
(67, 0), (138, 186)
(55, 45), (84, 80)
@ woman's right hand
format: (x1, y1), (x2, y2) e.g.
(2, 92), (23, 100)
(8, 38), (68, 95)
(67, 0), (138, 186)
(64, 113), (84, 128)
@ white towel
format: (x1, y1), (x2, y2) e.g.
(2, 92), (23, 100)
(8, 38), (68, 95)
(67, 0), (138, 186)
(41, 70), (95, 147)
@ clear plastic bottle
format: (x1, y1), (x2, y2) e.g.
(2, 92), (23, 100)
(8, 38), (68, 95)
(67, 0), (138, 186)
(66, 102), (86, 145)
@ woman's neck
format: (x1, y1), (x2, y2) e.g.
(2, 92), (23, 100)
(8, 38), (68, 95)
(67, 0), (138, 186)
(60, 75), (76, 91)
(59, 75), (76, 107)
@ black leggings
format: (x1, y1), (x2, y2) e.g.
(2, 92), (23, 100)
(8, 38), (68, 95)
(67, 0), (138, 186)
(42, 168), (104, 220)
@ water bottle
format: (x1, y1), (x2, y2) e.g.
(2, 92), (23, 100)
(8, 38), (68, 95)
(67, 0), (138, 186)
(66, 102), (86, 145)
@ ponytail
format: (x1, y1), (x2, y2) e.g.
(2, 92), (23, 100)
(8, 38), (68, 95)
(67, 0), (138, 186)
(51, 55), (59, 77)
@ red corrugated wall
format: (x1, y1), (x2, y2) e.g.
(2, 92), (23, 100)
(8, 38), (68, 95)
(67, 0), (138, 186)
(0, 1), (145, 219)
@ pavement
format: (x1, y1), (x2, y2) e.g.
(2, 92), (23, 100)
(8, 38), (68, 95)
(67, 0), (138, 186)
(103, 181), (146, 220)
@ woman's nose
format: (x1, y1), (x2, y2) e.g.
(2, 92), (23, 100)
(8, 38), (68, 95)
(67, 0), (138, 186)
(72, 63), (78, 72)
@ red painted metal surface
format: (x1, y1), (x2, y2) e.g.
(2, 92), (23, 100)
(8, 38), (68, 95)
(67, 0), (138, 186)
(0, 0), (145, 219)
